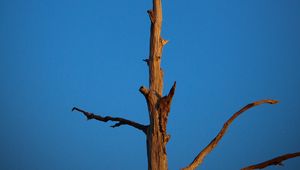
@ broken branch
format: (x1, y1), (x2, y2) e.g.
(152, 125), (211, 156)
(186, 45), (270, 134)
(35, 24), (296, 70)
(72, 107), (148, 134)
(241, 152), (300, 170)
(167, 81), (176, 99)
(182, 99), (279, 170)
(139, 86), (150, 97)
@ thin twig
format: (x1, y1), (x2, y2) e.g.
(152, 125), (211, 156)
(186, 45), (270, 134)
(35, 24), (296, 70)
(241, 152), (300, 170)
(182, 99), (279, 170)
(72, 107), (148, 134)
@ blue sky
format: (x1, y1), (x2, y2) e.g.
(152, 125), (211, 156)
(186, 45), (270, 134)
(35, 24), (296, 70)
(1, 0), (300, 169)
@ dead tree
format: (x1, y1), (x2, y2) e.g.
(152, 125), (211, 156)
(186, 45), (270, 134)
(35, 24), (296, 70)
(241, 152), (300, 170)
(72, 0), (300, 169)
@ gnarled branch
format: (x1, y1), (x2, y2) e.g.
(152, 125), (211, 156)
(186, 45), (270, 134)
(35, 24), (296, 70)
(182, 99), (279, 170)
(241, 152), (300, 170)
(72, 107), (148, 134)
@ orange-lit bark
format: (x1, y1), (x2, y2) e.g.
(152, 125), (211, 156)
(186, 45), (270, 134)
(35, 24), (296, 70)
(141, 1), (175, 169)
(71, 1), (294, 170)
(182, 100), (278, 170)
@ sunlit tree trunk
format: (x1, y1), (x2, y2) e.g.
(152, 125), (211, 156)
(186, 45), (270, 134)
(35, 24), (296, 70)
(72, 1), (300, 170)
(139, 0), (175, 169)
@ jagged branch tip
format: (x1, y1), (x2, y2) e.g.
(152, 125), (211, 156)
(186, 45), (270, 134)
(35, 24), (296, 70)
(72, 107), (148, 134)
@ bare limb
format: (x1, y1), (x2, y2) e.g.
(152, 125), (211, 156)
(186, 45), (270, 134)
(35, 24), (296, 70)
(160, 38), (169, 46)
(72, 107), (148, 134)
(241, 152), (300, 170)
(147, 10), (155, 23)
(167, 81), (176, 99)
(139, 86), (150, 97)
(182, 99), (279, 170)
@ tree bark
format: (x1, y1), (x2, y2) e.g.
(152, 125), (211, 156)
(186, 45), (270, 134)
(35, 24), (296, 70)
(72, 1), (290, 170)
(182, 100), (278, 170)
(72, 1), (175, 169)
(140, 0), (174, 170)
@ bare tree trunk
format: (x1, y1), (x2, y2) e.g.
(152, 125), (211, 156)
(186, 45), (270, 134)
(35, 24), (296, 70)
(139, 0), (175, 169)
(72, 1), (300, 170)
(72, 0), (175, 169)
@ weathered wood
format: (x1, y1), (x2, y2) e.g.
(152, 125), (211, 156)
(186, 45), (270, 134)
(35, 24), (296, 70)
(241, 152), (300, 170)
(182, 100), (278, 170)
(72, 107), (148, 134)
(143, 0), (174, 170)
(72, 1), (293, 170)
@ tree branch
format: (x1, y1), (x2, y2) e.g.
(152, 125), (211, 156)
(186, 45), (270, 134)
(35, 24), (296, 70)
(241, 152), (300, 170)
(139, 86), (150, 97)
(182, 99), (279, 170)
(72, 107), (148, 134)
(167, 81), (176, 99)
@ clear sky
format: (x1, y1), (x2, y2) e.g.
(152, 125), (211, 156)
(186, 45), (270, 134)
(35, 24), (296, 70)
(1, 0), (300, 169)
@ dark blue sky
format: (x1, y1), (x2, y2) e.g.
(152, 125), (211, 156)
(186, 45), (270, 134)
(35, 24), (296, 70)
(1, 0), (300, 169)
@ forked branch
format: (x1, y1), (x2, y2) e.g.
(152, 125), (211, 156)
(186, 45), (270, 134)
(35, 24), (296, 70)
(72, 107), (148, 134)
(241, 152), (300, 170)
(182, 99), (279, 170)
